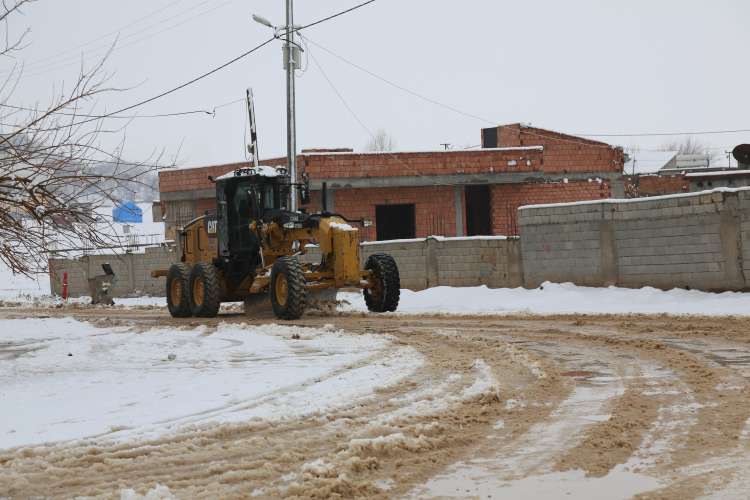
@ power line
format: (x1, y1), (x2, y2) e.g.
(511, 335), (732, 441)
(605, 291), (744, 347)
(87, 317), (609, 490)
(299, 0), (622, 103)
(16, 0), (239, 81)
(53, 2), (381, 127)
(304, 37), (750, 149)
(307, 47), (375, 140)
(0, 102), (215, 120)
(308, 43), (463, 183)
(303, 36), (496, 126)
(9, 0), (188, 72)
(0, 97), (246, 121)
(577, 129), (750, 138)
(7, 0), (233, 79)
(59, 37), (276, 129)
(292, 0), (376, 33)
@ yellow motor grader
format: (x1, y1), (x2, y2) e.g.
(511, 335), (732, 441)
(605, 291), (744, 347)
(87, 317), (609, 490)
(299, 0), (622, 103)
(153, 165), (400, 320)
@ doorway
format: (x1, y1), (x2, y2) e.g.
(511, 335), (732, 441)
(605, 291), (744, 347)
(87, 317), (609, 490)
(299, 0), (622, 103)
(376, 204), (416, 241)
(465, 185), (492, 236)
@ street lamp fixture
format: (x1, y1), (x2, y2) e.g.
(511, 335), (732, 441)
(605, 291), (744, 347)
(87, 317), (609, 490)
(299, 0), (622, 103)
(252, 14), (274, 29)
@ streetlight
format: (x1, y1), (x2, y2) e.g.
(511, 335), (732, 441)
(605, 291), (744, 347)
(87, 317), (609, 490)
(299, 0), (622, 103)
(252, 6), (303, 211)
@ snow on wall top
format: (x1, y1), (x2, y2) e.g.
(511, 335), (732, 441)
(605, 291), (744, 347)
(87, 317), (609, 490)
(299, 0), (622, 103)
(685, 169), (750, 178)
(362, 235), (510, 246)
(303, 146), (544, 156)
(518, 185), (750, 211)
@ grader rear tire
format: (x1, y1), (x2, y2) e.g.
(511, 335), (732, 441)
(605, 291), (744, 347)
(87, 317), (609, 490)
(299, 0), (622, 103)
(270, 257), (308, 320)
(364, 253), (400, 313)
(189, 262), (221, 318)
(166, 263), (192, 318)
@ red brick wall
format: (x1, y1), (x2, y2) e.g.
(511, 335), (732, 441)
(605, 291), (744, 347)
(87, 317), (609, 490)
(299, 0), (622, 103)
(195, 198), (217, 215)
(302, 149), (544, 181)
(159, 157), (287, 194)
(491, 180), (611, 235)
(333, 186), (456, 241)
(161, 124), (624, 195)
(493, 124), (624, 175)
(624, 174), (688, 198)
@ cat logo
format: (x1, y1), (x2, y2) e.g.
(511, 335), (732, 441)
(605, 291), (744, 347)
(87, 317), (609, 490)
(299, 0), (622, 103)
(206, 219), (218, 235)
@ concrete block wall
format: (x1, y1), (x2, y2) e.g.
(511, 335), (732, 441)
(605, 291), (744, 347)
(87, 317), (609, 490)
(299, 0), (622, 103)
(360, 237), (523, 290)
(49, 246), (178, 298)
(51, 237), (522, 298)
(519, 188), (750, 292)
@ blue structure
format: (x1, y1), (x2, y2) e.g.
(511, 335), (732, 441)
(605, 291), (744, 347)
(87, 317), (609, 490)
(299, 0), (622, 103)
(112, 201), (143, 223)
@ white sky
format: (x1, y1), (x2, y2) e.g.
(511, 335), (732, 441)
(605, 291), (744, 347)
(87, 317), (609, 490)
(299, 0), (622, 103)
(7, 0), (750, 168)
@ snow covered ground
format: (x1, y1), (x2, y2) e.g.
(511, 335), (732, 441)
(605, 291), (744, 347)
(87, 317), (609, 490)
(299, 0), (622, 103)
(2, 262), (750, 317)
(340, 282), (750, 316)
(0, 318), (421, 450)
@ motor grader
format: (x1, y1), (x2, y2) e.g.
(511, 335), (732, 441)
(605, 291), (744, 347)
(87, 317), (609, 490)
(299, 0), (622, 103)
(153, 165), (400, 320)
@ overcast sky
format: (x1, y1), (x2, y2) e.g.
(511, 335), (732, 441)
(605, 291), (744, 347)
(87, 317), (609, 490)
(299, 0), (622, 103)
(7, 0), (750, 168)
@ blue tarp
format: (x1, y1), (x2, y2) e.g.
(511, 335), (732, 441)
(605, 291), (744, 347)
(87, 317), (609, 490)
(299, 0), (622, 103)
(112, 201), (143, 223)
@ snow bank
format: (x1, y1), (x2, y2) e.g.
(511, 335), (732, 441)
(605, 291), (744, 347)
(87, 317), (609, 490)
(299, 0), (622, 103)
(339, 282), (750, 317)
(0, 318), (421, 450)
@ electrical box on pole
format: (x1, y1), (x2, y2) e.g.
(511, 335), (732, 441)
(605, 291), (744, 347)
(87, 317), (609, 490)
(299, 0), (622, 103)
(282, 45), (302, 70)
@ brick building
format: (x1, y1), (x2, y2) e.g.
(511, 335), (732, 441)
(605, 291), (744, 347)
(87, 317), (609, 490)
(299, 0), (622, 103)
(157, 124), (624, 241)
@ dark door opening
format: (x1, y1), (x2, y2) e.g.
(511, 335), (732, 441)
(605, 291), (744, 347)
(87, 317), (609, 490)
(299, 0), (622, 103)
(465, 185), (492, 236)
(376, 204), (416, 241)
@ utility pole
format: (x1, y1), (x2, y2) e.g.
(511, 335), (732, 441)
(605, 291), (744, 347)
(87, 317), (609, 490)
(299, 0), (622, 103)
(285, 0), (298, 211)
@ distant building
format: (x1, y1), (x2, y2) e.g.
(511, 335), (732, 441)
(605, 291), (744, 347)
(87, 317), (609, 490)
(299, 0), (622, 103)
(622, 148), (750, 197)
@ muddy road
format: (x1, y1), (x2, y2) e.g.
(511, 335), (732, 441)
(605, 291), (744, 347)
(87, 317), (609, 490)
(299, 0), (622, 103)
(1, 307), (750, 499)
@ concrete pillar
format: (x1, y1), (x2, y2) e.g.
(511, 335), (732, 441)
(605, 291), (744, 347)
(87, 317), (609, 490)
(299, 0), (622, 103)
(719, 193), (746, 290)
(425, 237), (440, 288)
(599, 213), (619, 286)
(610, 177), (626, 199)
(454, 185), (464, 237)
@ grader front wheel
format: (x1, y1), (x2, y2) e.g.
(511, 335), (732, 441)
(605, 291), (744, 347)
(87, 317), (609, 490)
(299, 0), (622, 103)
(364, 253), (400, 313)
(189, 262), (221, 318)
(270, 257), (308, 320)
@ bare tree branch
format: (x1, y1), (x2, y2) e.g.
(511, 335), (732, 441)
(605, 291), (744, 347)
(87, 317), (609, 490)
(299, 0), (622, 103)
(0, 2), (170, 276)
(364, 129), (396, 152)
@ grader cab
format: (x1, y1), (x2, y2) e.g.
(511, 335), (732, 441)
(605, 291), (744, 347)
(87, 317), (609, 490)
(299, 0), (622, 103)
(154, 165), (400, 320)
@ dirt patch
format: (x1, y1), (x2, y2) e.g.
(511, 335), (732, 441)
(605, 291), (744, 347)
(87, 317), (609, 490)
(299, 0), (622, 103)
(557, 386), (661, 477)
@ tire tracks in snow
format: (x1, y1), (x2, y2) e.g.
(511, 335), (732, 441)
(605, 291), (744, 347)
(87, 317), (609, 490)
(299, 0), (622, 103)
(1, 312), (750, 498)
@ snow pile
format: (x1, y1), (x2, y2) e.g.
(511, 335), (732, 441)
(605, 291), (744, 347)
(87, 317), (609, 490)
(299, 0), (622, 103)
(120, 484), (176, 500)
(329, 222), (356, 232)
(0, 318), (421, 450)
(339, 282), (750, 316)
